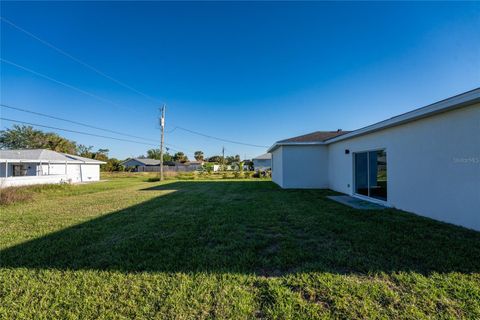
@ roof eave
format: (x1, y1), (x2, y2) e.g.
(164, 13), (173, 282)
(325, 88), (480, 144)
(267, 141), (327, 153)
(0, 159), (106, 164)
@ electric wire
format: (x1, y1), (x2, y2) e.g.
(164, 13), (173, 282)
(1, 16), (162, 105)
(0, 58), (134, 111)
(0, 103), (158, 143)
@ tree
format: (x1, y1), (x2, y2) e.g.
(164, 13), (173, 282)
(101, 158), (124, 172)
(208, 155), (222, 163)
(0, 125), (77, 154)
(147, 148), (161, 159)
(173, 152), (188, 163)
(194, 151), (204, 161)
(145, 148), (172, 161)
(93, 149), (109, 162)
(77, 144), (94, 158)
(146, 149), (170, 161)
(225, 155), (241, 165)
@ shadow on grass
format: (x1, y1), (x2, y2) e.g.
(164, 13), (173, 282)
(1, 180), (479, 275)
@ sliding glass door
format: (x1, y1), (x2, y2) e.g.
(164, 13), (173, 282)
(354, 150), (387, 201)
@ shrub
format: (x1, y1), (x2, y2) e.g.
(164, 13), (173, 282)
(0, 187), (33, 205)
(244, 171), (253, 179)
(146, 177), (160, 182)
(177, 172), (196, 180)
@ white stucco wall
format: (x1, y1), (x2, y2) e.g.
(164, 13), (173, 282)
(80, 164), (101, 182)
(271, 147), (283, 187)
(0, 162), (101, 187)
(328, 103), (480, 230)
(65, 164), (100, 182)
(278, 145), (329, 189)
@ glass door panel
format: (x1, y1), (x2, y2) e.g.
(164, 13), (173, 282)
(354, 152), (369, 196)
(354, 150), (387, 201)
(368, 150), (387, 201)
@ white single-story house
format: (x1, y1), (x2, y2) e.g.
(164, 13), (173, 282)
(0, 149), (105, 187)
(268, 88), (480, 231)
(253, 153), (272, 171)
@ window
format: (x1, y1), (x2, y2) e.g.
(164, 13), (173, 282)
(354, 150), (387, 201)
(12, 164), (28, 177)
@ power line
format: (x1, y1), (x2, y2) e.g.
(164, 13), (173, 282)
(0, 103), (158, 143)
(0, 104), (192, 152)
(172, 126), (269, 148)
(0, 58), (135, 111)
(0, 117), (158, 146)
(0, 117), (191, 154)
(1, 16), (162, 105)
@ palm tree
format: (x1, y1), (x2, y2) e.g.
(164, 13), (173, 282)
(194, 151), (204, 161)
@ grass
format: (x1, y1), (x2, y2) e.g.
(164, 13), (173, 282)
(1, 174), (479, 319)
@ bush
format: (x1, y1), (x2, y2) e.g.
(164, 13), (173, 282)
(177, 172), (196, 180)
(244, 171), (253, 179)
(146, 177), (160, 182)
(0, 187), (33, 205)
(233, 171), (242, 179)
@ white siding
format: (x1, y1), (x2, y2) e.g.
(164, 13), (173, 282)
(328, 103), (480, 230)
(281, 145), (329, 189)
(80, 164), (100, 182)
(271, 147), (283, 187)
(65, 163), (100, 182)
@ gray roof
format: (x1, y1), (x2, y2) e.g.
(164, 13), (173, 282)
(122, 158), (161, 166)
(253, 153), (272, 160)
(0, 149), (106, 164)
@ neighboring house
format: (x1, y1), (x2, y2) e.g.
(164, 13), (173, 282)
(253, 153), (272, 171)
(121, 158), (204, 172)
(179, 160), (204, 171)
(121, 158), (161, 172)
(268, 88), (480, 231)
(0, 149), (105, 187)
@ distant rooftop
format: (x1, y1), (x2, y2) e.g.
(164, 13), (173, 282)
(0, 149), (106, 164)
(253, 153), (272, 160)
(126, 158), (161, 166)
(277, 130), (351, 143)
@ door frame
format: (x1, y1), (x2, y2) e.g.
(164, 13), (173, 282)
(352, 148), (388, 204)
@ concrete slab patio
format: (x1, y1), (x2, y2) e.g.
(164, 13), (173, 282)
(327, 195), (386, 210)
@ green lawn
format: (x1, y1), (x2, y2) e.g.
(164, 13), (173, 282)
(1, 174), (479, 319)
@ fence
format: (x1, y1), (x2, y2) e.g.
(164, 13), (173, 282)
(136, 165), (200, 173)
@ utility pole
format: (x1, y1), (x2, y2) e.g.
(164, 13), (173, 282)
(159, 104), (166, 181)
(222, 146), (225, 171)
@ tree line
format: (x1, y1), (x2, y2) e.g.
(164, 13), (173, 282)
(0, 125), (249, 171)
(143, 149), (243, 165)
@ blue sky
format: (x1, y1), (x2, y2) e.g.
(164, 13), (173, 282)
(1, 1), (479, 160)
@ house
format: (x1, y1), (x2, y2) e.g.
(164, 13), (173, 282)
(121, 158), (204, 172)
(0, 149), (105, 187)
(180, 160), (204, 171)
(252, 153), (272, 171)
(121, 158), (161, 172)
(268, 88), (480, 231)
